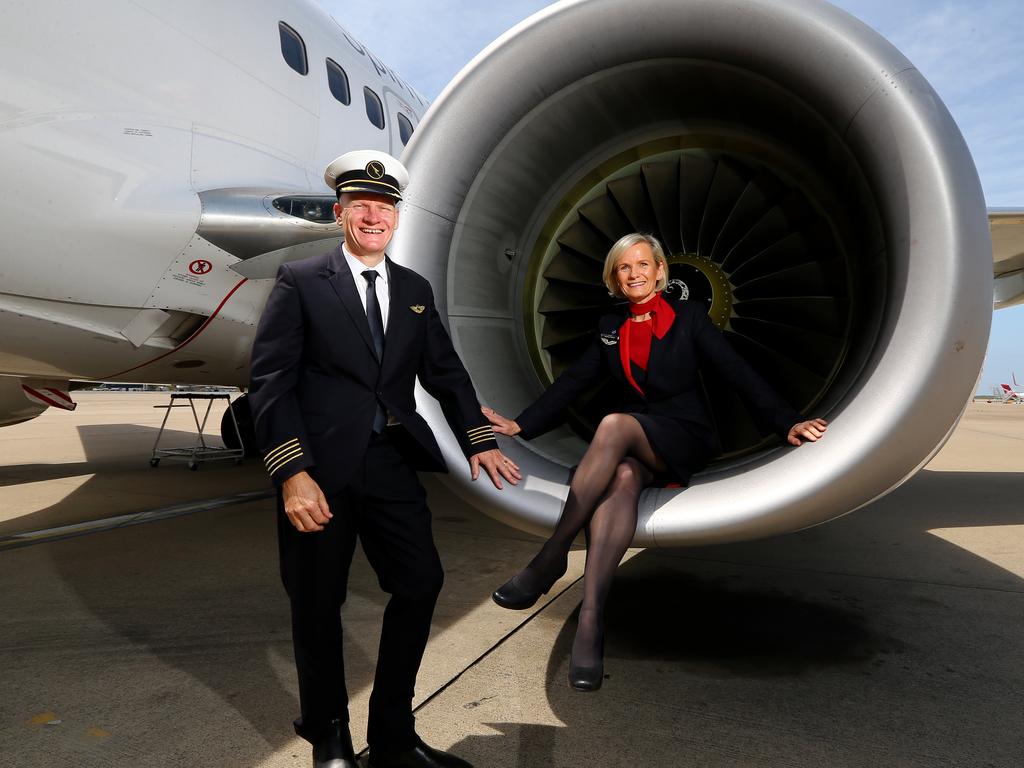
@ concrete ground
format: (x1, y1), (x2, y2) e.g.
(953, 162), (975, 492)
(1, 393), (1022, 767)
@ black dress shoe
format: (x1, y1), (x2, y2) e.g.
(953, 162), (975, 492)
(491, 553), (567, 610)
(568, 622), (605, 692)
(313, 719), (357, 768)
(368, 735), (472, 768)
(568, 658), (604, 691)
(491, 574), (548, 610)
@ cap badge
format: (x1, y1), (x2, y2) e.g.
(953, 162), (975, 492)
(366, 161), (386, 180)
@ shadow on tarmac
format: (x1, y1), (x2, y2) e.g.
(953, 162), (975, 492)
(443, 468), (1024, 767)
(3, 451), (1024, 766)
(0, 424), (264, 536)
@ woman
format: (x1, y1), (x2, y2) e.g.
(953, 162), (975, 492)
(484, 232), (827, 691)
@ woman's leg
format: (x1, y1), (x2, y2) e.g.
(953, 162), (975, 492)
(548, 414), (663, 552)
(496, 414), (664, 601)
(571, 457), (651, 676)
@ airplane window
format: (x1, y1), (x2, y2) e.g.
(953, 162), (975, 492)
(364, 87), (385, 130)
(278, 22), (308, 75)
(398, 113), (415, 146)
(326, 59), (351, 105)
(273, 196), (337, 223)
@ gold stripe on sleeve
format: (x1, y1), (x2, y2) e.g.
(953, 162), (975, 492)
(266, 446), (304, 476)
(264, 438), (300, 468)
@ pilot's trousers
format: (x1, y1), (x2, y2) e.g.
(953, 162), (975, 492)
(277, 428), (444, 750)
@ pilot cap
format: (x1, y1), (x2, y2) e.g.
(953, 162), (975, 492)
(324, 150), (409, 201)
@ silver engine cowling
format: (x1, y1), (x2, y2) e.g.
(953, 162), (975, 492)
(391, 0), (992, 546)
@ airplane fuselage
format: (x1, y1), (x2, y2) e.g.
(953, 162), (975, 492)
(0, 0), (424, 388)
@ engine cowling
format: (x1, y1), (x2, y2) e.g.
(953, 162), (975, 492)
(391, 0), (992, 545)
(0, 375), (75, 426)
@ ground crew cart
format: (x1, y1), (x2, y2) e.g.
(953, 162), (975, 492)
(149, 392), (244, 470)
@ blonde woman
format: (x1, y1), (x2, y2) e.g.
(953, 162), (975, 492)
(485, 232), (827, 691)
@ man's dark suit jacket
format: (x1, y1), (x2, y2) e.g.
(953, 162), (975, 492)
(248, 244), (497, 495)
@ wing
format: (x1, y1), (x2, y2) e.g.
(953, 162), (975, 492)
(991, 208), (1024, 309)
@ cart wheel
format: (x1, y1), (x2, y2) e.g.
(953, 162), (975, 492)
(188, 461), (198, 471)
(150, 458), (160, 468)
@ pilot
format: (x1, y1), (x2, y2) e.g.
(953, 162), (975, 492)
(248, 149), (520, 768)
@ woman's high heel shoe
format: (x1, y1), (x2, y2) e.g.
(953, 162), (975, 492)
(568, 656), (604, 691)
(491, 552), (567, 610)
(568, 610), (605, 691)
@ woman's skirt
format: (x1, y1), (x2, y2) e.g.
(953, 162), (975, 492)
(627, 411), (717, 485)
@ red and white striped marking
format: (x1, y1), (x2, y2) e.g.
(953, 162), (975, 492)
(21, 385), (77, 411)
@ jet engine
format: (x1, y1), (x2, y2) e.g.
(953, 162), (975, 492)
(0, 376), (76, 427)
(390, 0), (992, 545)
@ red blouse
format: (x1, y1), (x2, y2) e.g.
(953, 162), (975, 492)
(619, 292), (676, 395)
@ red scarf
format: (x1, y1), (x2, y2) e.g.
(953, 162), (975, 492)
(619, 292), (675, 395)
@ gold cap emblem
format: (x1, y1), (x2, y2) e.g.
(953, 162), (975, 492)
(366, 161), (386, 180)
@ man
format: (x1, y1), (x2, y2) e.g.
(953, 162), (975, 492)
(249, 150), (519, 768)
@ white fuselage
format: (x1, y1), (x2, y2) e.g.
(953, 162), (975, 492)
(0, 0), (425, 386)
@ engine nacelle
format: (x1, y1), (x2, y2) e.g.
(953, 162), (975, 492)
(0, 376), (75, 426)
(392, 0), (992, 545)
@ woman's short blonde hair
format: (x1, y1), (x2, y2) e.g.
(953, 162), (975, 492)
(602, 233), (669, 298)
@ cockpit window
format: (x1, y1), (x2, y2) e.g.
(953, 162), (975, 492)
(279, 22), (308, 75)
(364, 87), (385, 130)
(397, 113), (414, 146)
(273, 196), (336, 223)
(326, 59), (351, 105)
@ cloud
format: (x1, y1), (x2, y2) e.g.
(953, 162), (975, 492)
(318, 0), (1022, 203)
(316, 0), (552, 98)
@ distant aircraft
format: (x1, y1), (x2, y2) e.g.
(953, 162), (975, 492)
(998, 375), (1024, 404)
(0, 0), (1022, 545)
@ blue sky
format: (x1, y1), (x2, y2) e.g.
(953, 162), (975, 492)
(317, 0), (1024, 393)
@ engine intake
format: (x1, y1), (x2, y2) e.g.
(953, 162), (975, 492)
(392, 0), (992, 545)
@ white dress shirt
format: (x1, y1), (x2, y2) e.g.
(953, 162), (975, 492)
(342, 246), (398, 425)
(342, 245), (390, 331)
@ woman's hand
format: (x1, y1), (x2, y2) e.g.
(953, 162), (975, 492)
(482, 406), (522, 436)
(787, 417), (828, 446)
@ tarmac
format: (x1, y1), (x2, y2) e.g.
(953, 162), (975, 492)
(0, 392), (1022, 767)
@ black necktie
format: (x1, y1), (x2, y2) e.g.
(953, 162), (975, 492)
(362, 270), (387, 432)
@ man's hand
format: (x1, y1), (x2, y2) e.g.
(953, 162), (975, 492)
(787, 417), (829, 446)
(470, 448), (521, 490)
(281, 470), (332, 532)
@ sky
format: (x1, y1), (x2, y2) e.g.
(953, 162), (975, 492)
(316, 0), (1024, 394)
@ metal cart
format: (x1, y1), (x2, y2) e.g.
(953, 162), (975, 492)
(150, 392), (244, 470)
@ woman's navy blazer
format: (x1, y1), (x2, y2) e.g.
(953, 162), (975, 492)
(516, 298), (802, 481)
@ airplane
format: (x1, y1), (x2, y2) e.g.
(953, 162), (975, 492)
(998, 375), (1024, 404)
(1, 0), (1023, 546)
(0, 0), (424, 427)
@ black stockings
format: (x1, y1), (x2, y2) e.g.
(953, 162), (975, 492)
(522, 414), (663, 665)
